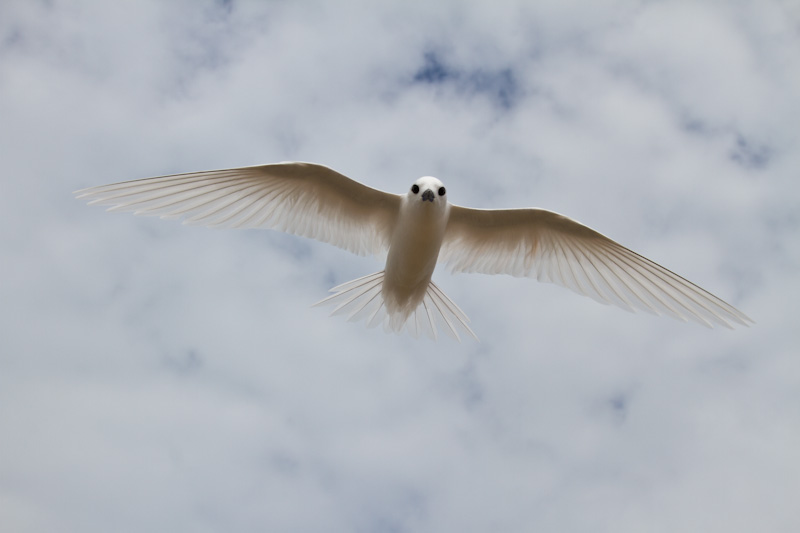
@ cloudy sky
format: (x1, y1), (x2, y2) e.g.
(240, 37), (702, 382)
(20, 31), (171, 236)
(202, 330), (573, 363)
(1, 0), (799, 531)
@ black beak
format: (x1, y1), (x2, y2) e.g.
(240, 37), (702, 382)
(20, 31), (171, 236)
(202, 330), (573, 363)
(421, 189), (435, 202)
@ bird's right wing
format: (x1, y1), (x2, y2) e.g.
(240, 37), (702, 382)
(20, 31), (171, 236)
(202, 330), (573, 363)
(441, 205), (753, 328)
(75, 162), (402, 256)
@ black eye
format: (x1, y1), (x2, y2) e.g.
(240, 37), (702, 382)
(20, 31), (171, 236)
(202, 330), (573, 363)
(411, 184), (419, 194)
(438, 187), (446, 196)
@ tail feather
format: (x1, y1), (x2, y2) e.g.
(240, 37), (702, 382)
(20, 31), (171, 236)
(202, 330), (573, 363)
(426, 284), (462, 340)
(313, 271), (478, 341)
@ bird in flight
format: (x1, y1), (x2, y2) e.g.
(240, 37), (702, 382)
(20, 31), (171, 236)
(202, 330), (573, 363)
(75, 162), (752, 340)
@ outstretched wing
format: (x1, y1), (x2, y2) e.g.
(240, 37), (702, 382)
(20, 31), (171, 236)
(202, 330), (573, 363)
(441, 206), (752, 328)
(75, 162), (401, 256)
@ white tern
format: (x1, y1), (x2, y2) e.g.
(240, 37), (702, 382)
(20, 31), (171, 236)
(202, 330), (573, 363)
(75, 162), (753, 340)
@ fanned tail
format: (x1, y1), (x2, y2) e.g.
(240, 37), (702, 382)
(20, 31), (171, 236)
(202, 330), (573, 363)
(313, 271), (478, 341)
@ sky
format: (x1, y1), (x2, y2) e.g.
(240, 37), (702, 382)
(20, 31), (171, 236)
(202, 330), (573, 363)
(1, 0), (799, 531)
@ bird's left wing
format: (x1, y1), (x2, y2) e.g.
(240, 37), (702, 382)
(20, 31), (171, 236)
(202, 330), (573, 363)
(75, 162), (401, 256)
(441, 205), (752, 328)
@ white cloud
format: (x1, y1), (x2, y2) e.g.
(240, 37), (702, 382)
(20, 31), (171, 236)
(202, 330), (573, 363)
(1, 1), (798, 531)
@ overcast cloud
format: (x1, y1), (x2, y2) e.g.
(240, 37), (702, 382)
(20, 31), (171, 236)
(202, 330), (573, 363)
(1, 0), (798, 531)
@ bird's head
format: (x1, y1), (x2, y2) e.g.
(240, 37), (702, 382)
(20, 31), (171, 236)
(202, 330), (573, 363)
(408, 176), (447, 206)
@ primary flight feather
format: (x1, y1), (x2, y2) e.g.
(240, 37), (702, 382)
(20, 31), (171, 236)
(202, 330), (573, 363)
(75, 161), (753, 340)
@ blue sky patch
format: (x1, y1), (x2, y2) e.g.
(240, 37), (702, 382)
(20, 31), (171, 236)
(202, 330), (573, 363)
(412, 50), (520, 109)
(730, 134), (770, 170)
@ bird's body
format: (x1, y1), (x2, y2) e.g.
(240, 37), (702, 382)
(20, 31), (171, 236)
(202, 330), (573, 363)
(383, 179), (449, 320)
(75, 162), (753, 340)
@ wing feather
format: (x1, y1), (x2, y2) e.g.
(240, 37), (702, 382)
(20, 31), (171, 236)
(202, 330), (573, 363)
(75, 162), (401, 256)
(441, 206), (752, 328)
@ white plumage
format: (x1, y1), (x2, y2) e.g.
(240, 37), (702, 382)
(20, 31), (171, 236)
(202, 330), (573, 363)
(75, 161), (753, 340)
